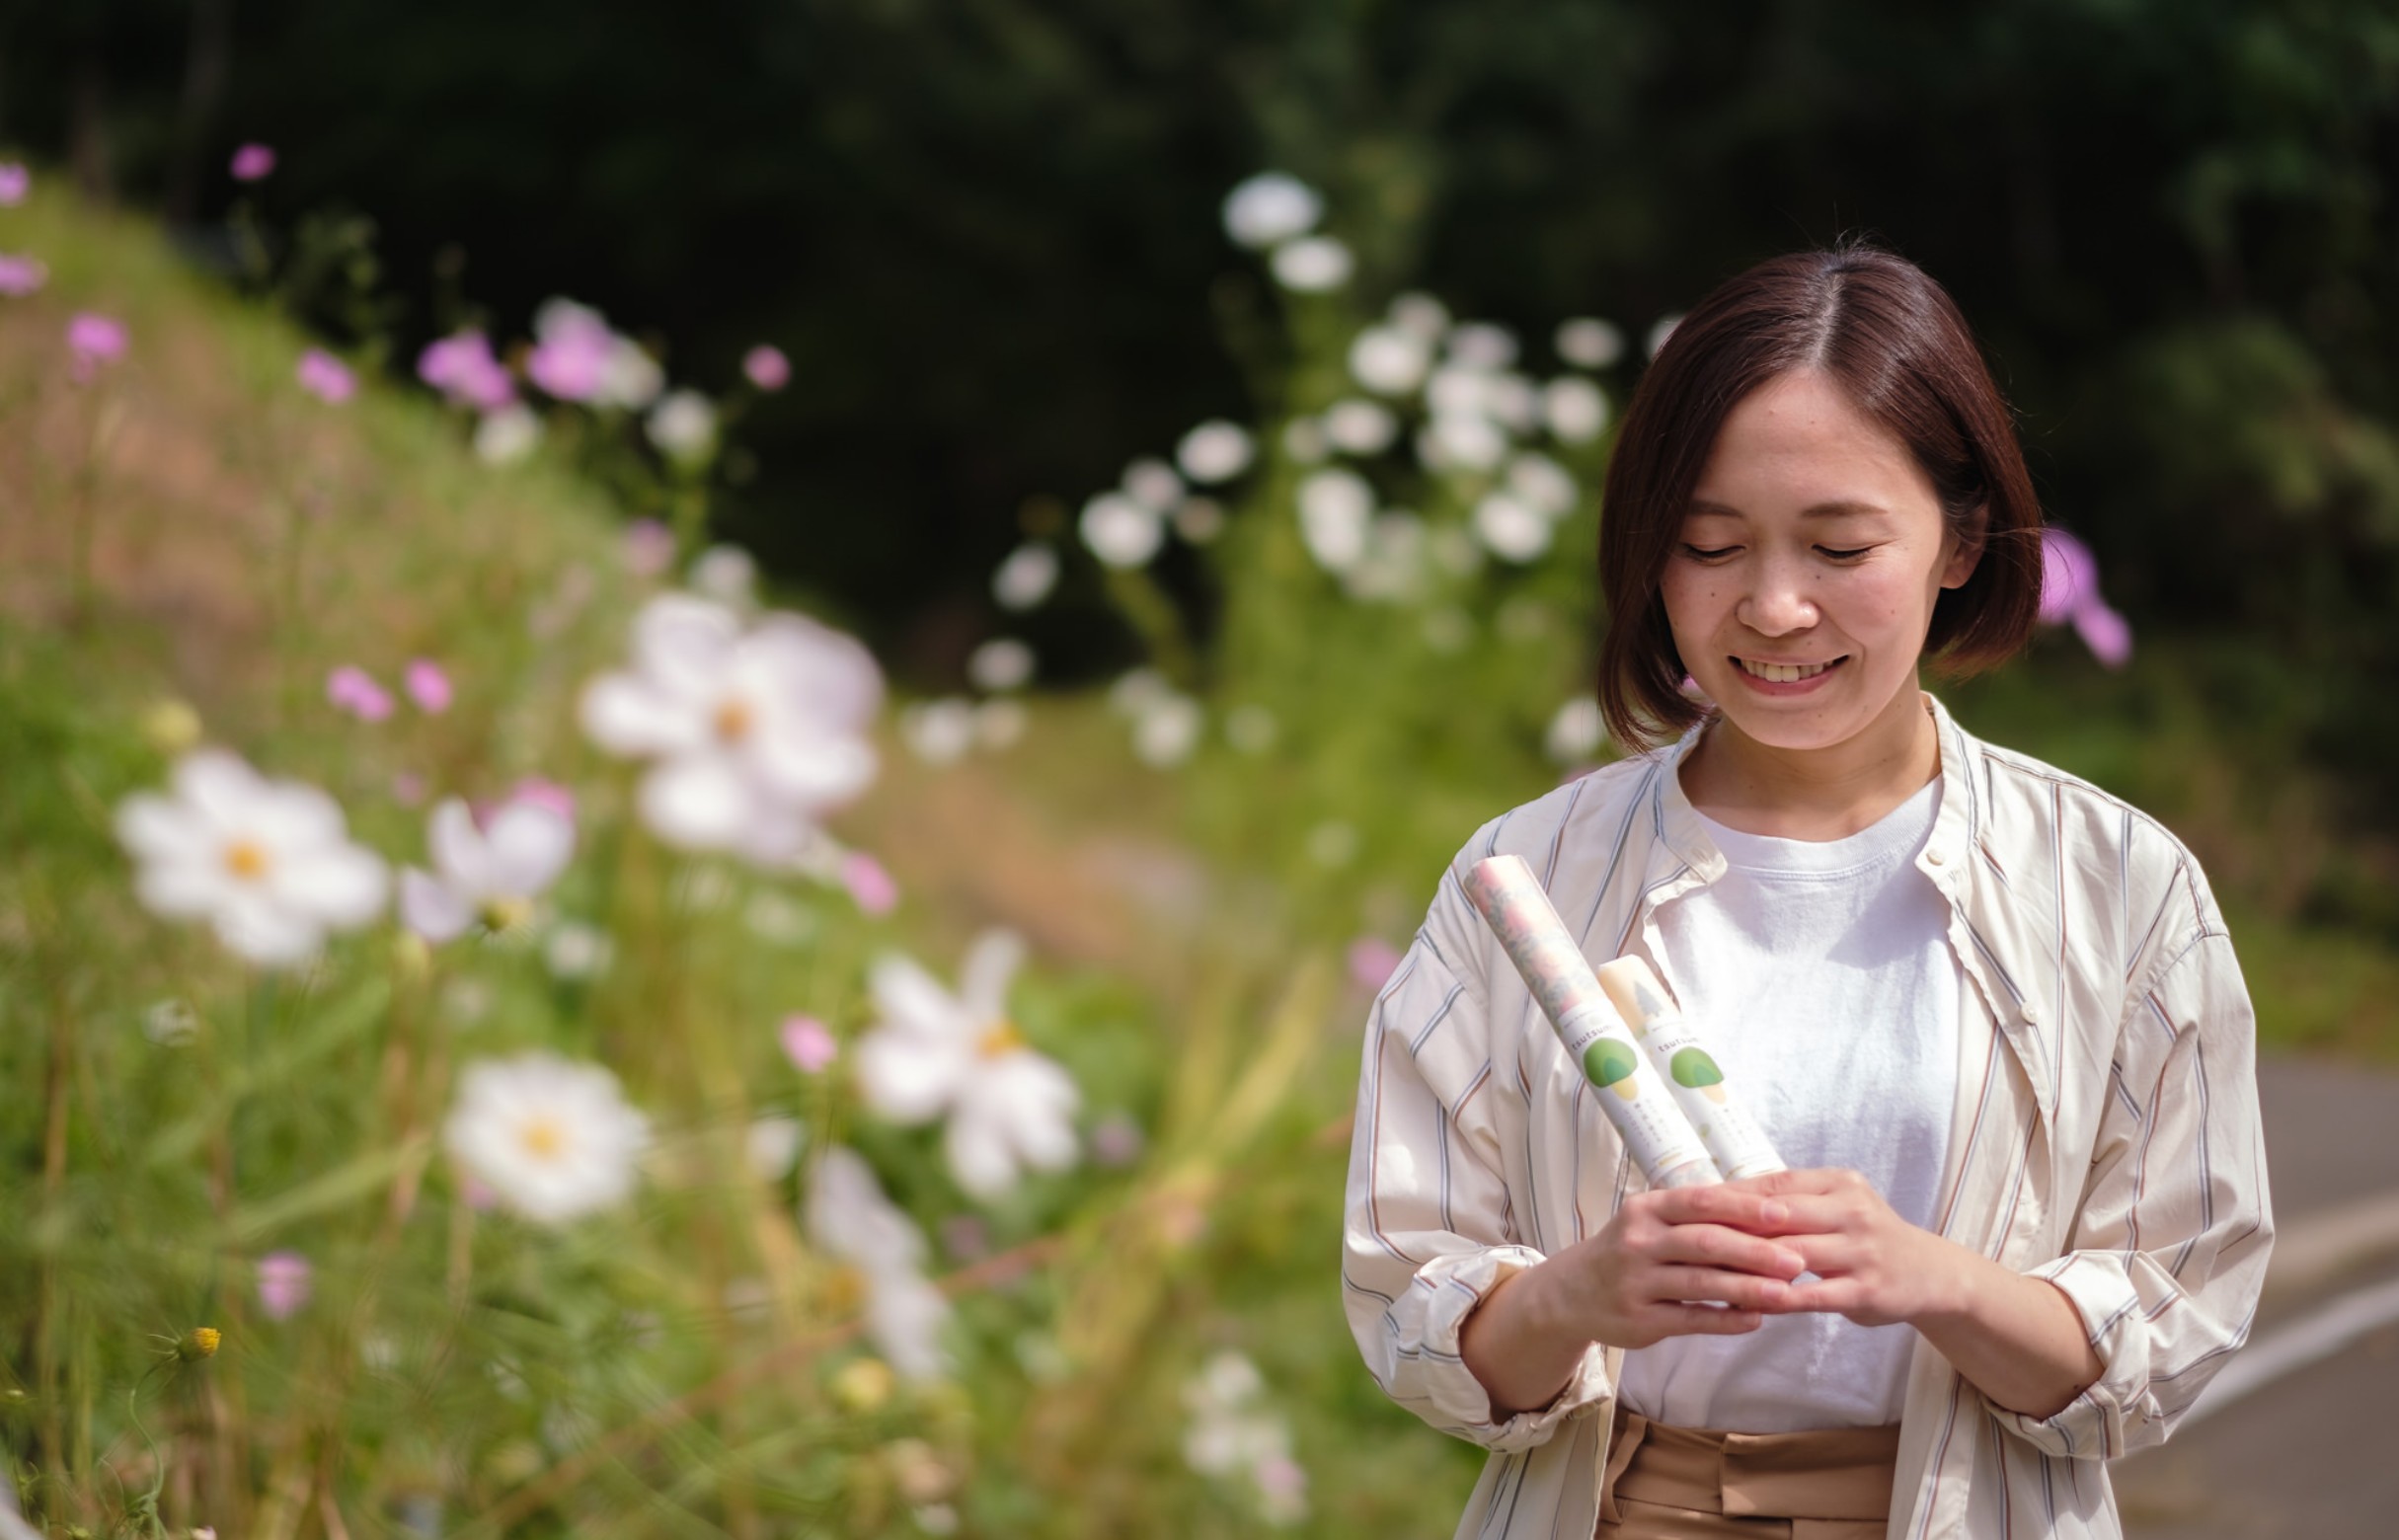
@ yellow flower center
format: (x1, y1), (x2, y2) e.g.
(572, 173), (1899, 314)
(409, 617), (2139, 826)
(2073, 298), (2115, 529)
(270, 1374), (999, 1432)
(223, 839), (271, 881)
(976, 1020), (1027, 1058)
(714, 698), (753, 742)
(518, 1116), (570, 1161)
(479, 896), (533, 935)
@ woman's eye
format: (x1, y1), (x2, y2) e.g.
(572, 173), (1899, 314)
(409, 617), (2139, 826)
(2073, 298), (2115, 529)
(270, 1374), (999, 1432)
(1818, 546), (1872, 561)
(1681, 544), (1740, 561)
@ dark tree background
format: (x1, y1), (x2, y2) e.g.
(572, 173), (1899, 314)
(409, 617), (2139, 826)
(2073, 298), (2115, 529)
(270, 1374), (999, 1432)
(8, 0), (2399, 781)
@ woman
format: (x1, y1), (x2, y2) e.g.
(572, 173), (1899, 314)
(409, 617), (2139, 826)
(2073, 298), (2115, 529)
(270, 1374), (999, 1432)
(1342, 247), (2271, 1539)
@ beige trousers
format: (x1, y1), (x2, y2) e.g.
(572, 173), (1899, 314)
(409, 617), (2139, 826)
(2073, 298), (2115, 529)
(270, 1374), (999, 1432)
(1596, 1407), (1902, 1539)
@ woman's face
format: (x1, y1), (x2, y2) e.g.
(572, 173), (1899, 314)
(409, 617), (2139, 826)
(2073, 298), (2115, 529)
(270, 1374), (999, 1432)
(1660, 368), (1979, 755)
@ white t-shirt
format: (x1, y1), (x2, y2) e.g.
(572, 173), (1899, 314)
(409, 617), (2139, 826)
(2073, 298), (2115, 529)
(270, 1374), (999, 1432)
(1618, 774), (1961, 1431)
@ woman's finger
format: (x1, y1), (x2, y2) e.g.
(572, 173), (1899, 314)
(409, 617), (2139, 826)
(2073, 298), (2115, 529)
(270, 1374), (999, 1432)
(1642, 1303), (1765, 1338)
(1649, 1222), (1806, 1278)
(1646, 1265), (1795, 1312)
(1642, 1183), (1790, 1233)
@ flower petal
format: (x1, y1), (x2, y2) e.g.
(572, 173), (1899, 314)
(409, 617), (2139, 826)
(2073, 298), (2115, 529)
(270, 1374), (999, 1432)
(484, 801), (576, 896)
(958, 930), (1026, 1024)
(401, 868), (474, 942)
(271, 843), (389, 929)
(427, 798), (494, 894)
(580, 674), (707, 758)
(853, 1027), (966, 1125)
(637, 756), (754, 851)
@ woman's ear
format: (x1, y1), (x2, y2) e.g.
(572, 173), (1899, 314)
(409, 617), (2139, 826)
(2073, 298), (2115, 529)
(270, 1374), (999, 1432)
(1939, 502), (1989, 590)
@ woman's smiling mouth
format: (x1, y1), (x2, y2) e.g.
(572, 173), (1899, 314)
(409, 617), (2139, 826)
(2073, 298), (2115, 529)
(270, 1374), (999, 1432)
(1733, 655), (1848, 684)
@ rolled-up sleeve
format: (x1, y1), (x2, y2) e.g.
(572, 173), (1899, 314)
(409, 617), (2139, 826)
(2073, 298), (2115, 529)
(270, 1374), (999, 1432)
(1341, 884), (1610, 1452)
(1995, 929), (2275, 1459)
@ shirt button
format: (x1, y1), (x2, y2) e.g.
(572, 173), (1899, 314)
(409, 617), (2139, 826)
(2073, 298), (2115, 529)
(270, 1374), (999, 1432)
(1926, 850), (1945, 866)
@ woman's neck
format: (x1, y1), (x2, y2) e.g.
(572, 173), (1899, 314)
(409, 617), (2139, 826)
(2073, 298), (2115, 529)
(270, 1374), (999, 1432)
(1677, 681), (1940, 841)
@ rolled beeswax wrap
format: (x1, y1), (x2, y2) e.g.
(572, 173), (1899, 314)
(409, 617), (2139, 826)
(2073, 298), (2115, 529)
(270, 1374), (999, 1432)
(1464, 856), (1719, 1189)
(1595, 956), (1785, 1181)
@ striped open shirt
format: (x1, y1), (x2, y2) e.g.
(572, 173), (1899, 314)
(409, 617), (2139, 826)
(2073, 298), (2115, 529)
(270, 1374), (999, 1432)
(1341, 693), (2273, 1540)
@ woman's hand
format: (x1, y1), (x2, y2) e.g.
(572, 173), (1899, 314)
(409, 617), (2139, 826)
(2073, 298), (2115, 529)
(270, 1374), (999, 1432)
(1726, 1167), (1960, 1327)
(1731, 1167), (2105, 1419)
(1460, 1183), (1806, 1416)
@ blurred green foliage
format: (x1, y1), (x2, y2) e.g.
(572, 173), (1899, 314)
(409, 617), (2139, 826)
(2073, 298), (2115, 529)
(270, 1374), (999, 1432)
(8, 3), (2397, 734)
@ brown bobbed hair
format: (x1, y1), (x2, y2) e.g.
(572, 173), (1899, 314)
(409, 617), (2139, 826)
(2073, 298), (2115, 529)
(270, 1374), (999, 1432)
(1595, 245), (2044, 751)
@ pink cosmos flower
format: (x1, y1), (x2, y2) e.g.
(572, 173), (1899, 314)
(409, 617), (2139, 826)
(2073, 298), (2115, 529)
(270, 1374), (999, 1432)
(67, 312), (126, 383)
(1347, 936), (1403, 994)
(256, 1251), (312, 1320)
(0, 163), (27, 205)
(508, 777), (577, 824)
(230, 143), (275, 182)
(623, 518), (675, 578)
(1089, 1112), (1144, 1168)
(327, 665), (395, 722)
(404, 658), (453, 713)
(0, 254), (46, 296)
(418, 331), (515, 411)
(2038, 527), (2133, 668)
(296, 347), (356, 404)
(743, 345), (791, 392)
(780, 1015), (838, 1073)
(839, 851), (898, 915)
(526, 305), (615, 403)
(2072, 602), (2133, 669)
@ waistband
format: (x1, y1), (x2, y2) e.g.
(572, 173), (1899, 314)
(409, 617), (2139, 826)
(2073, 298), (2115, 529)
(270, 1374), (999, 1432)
(1601, 1404), (1903, 1525)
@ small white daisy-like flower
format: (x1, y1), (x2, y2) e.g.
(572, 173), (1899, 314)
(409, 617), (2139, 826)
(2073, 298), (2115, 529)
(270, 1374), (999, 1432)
(853, 932), (1081, 1199)
(1280, 418), (1330, 465)
(1555, 317), (1626, 369)
(807, 1146), (953, 1380)
(1445, 321), (1518, 370)
(1176, 420), (1255, 484)
(991, 544), (1060, 611)
(1545, 697), (1608, 766)
(444, 1052), (651, 1225)
(1271, 236), (1353, 293)
(645, 389), (719, 466)
(580, 592), (882, 866)
(1121, 457), (1185, 513)
(1421, 414), (1508, 473)
(1172, 498), (1226, 543)
(1322, 399), (1398, 455)
(474, 405), (541, 466)
(116, 750), (389, 967)
(1387, 291), (1450, 340)
(747, 1115), (806, 1182)
(1543, 376), (1610, 443)
(1296, 469), (1374, 576)
(1079, 492), (1165, 569)
(967, 639), (1035, 694)
(1348, 325), (1429, 397)
(900, 698), (979, 766)
(1131, 695), (1204, 769)
(688, 544), (757, 604)
(1473, 492), (1552, 562)
(1220, 172), (1322, 250)
(1507, 453), (1580, 518)
(400, 797), (576, 944)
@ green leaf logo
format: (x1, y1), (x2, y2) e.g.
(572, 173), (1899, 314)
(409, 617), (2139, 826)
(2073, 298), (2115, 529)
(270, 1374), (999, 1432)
(1585, 1039), (1640, 1102)
(1670, 1047), (1728, 1104)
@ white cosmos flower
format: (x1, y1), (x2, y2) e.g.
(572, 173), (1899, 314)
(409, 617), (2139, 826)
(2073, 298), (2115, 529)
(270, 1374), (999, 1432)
(645, 389), (718, 466)
(116, 749), (389, 967)
(747, 1114), (806, 1182)
(1556, 317), (1625, 369)
(1507, 453), (1579, 518)
(474, 405), (541, 465)
(400, 797), (576, 943)
(1483, 372), (1541, 433)
(599, 338), (664, 411)
(1322, 399), (1397, 455)
(1280, 418), (1329, 464)
(1446, 322), (1518, 370)
(1474, 491), (1552, 562)
(1388, 291), (1450, 340)
(1079, 492), (1165, 569)
(1421, 414), (1508, 472)
(1221, 173), (1322, 249)
(1176, 420), (1255, 484)
(689, 544), (757, 604)
(853, 932), (1081, 1199)
(991, 544), (1060, 611)
(900, 698), (978, 765)
(967, 638), (1035, 693)
(444, 1052), (651, 1225)
(1545, 697), (1608, 766)
(1173, 497), (1226, 543)
(1271, 236), (1353, 293)
(1345, 512), (1429, 603)
(1543, 376), (1610, 443)
(1348, 326), (1429, 397)
(1296, 469), (1373, 575)
(1122, 456), (1185, 513)
(806, 1147), (953, 1380)
(580, 593), (882, 867)
(1132, 694), (1204, 768)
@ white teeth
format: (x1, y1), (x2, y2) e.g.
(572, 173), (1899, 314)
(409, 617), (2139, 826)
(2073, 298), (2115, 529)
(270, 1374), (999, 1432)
(1738, 657), (1836, 683)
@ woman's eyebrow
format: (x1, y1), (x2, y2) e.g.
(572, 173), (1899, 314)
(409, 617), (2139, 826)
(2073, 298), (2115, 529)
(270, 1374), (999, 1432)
(1685, 498), (1892, 519)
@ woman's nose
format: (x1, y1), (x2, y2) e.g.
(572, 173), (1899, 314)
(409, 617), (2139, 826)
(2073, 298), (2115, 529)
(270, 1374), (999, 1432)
(1736, 559), (1818, 637)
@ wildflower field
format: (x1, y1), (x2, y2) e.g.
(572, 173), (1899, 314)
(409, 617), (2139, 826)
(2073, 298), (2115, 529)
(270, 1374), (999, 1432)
(3, 155), (2395, 1540)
